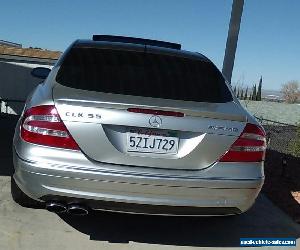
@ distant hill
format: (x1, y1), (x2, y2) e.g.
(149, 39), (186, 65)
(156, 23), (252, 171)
(261, 89), (284, 101)
(262, 89), (283, 99)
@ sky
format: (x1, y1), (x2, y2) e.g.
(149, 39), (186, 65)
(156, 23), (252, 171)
(1, 0), (299, 90)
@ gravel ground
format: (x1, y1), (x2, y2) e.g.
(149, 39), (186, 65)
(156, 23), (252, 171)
(264, 125), (297, 154)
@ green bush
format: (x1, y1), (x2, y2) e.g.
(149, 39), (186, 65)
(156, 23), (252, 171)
(289, 124), (300, 157)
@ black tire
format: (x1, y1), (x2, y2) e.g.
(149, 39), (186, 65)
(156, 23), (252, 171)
(11, 176), (44, 208)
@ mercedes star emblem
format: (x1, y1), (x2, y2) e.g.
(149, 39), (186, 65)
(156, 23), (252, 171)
(149, 115), (163, 128)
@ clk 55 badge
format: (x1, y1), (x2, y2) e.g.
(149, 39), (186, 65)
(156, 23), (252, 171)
(65, 112), (101, 119)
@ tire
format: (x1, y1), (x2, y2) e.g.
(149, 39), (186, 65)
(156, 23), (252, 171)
(11, 176), (44, 208)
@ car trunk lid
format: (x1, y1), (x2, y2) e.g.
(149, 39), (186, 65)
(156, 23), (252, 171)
(53, 84), (247, 170)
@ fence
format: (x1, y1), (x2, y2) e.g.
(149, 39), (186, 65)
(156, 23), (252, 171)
(254, 115), (297, 150)
(0, 99), (25, 115)
(254, 115), (296, 127)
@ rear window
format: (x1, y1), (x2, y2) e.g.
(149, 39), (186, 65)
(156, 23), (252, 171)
(56, 47), (232, 103)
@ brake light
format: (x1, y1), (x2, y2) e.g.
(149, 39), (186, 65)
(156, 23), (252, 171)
(219, 123), (266, 162)
(127, 108), (184, 117)
(20, 105), (79, 150)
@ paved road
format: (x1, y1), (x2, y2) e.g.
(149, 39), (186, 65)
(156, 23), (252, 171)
(1, 115), (300, 250)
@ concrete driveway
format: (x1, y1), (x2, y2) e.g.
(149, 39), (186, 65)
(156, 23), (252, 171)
(1, 115), (300, 250)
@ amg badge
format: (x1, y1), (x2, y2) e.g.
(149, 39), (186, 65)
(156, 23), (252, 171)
(208, 125), (238, 132)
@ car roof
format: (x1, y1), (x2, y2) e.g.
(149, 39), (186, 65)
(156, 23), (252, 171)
(72, 39), (210, 62)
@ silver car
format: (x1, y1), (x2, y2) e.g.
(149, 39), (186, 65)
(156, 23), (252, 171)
(12, 35), (266, 216)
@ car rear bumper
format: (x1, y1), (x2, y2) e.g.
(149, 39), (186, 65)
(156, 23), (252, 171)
(13, 148), (264, 216)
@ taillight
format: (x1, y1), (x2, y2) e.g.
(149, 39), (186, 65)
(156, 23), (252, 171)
(20, 105), (79, 150)
(219, 123), (266, 162)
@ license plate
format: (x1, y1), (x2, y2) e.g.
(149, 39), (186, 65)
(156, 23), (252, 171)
(127, 132), (178, 154)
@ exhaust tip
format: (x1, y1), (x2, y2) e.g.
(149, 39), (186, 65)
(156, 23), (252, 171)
(67, 204), (89, 216)
(46, 202), (67, 213)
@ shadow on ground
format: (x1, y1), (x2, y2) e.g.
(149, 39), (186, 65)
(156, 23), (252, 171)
(263, 125), (300, 222)
(264, 149), (300, 221)
(0, 114), (18, 176)
(59, 195), (300, 247)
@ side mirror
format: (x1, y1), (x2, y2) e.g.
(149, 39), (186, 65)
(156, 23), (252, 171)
(31, 67), (51, 79)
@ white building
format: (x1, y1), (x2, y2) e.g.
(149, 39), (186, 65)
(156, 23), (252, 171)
(0, 44), (61, 114)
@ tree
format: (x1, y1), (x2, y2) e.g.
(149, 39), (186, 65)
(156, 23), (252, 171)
(281, 81), (300, 103)
(252, 84), (257, 101)
(257, 76), (262, 101)
(240, 88), (244, 100)
(233, 86), (237, 97)
(236, 88), (240, 99)
(244, 87), (248, 100)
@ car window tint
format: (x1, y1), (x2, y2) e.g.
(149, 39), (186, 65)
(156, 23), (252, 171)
(56, 47), (232, 103)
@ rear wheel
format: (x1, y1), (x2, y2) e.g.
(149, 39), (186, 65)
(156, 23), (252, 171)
(11, 177), (44, 208)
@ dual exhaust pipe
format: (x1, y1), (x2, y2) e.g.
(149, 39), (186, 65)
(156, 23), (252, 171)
(46, 202), (89, 216)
